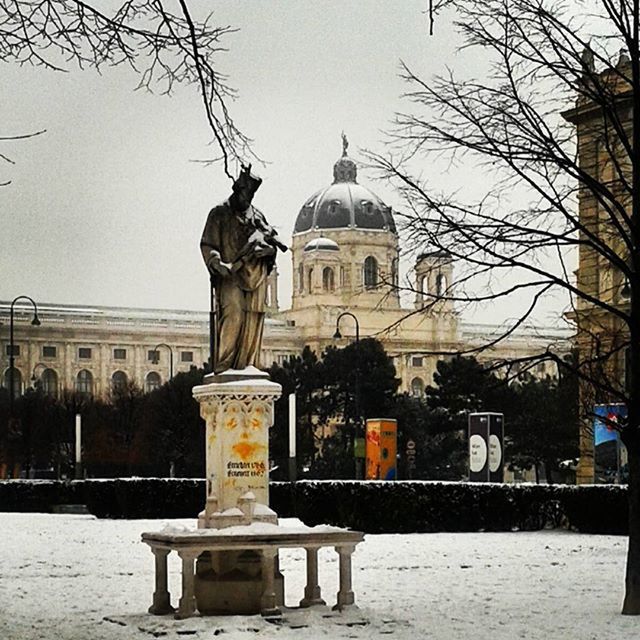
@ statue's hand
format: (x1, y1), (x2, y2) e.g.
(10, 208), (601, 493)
(253, 244), (276, 259)
(207, 250), (232, 276)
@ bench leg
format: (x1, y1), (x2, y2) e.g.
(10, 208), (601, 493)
(300, 546), (326, 607)
(175, 551), (198, 619)
(333, 545), (356, 610)
(149, 548), (174, 614)
(260, 548), (282, 617)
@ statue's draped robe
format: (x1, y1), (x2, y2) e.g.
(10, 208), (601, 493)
(200, 201), (273, 372)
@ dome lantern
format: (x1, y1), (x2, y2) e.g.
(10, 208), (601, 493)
(333, 132), (358, 183)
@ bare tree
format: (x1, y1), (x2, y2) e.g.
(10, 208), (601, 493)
(369, 0), (640, 614)
(0, 0), (253, 182)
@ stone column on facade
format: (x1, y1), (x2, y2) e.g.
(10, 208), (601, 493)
(134, 344), (143, 388)
(65, 343), (73, 393)
(576, 418), (595, 484)
(100, 343), (110, 397)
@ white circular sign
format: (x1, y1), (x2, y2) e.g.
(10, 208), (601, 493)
(469, 434), (487, 473)
(489, 434), (502, 472)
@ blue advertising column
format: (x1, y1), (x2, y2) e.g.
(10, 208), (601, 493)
(469, 413), (504, 482)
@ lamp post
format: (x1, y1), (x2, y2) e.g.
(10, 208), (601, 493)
(151, 343), (174, 380)
(333, 311), (363, 479)
(8, 296), (40, 419)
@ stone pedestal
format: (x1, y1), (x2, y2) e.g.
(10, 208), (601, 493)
(193, 369), (281, 528)
(191, 370), (283, 614)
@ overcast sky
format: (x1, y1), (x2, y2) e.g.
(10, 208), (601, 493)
(0, 1), (567, 325)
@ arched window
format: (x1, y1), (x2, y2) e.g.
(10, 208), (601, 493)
(418, 275), (426, 306)
(298, 263), (304, 292)
(145, 371), (161, 393)
(76, 369), (93, 397)
(308, 267), (314, 293)
(3, 367), (22, 399)
(42, 368), (58, 398)
(411, 377), (425, 398)
(322, 266), (335, 292)
(436, 273), (447, 297)
(112, 370), (128, 393)
(364, 256), (378, 289)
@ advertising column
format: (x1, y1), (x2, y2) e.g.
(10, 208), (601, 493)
(365, 419), (397, 480)
(469, 412), (504, 482)
(488, 413), (504, 482)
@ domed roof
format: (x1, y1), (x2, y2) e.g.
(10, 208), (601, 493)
(294, 135), (397, 235)
(304, 237), (340, 252)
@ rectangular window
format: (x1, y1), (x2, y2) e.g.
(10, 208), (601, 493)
(148, 350), (159, 362)
(5, 344), (20, 357)
(43, 345), (57, 358)
(79, 347), (92, 359)
(412, 356), (424, 367)
(114, 348), (127, 360)
(181, 351), (193, 363)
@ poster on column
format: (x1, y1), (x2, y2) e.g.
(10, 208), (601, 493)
(594, 404), (627, 484)
(365, 419), (397, 480)
(469, 412), (504, 482)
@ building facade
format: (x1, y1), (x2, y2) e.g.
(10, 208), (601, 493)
(562, 55), (632, 484)
(1, 139), (565, 401)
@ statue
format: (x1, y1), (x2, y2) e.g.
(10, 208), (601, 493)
(200, 165), (287, 374)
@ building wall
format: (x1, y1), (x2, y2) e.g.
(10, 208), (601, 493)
(1, 299), (565, 401)
(562, 59), (632, 483)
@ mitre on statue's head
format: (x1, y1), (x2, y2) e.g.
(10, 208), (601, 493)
(233, 164), (262, 198)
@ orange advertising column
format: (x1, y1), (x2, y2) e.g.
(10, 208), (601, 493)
(365, 419), (397, 480)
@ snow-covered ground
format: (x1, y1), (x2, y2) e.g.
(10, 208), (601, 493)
(0, 513), (636, 639)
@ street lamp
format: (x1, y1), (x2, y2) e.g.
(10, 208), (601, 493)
(333, 311), (364, 479)
(8, 296), (40, 418)
(151, 343), (174, 380)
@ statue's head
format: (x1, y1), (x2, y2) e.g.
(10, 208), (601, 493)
(231, 164), (262, 210)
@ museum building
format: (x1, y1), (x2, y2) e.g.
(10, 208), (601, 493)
(1, 141), (565, 400)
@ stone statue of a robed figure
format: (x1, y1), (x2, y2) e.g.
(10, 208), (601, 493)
(140, 167), (362, 619)
(200, 166), (286, 376)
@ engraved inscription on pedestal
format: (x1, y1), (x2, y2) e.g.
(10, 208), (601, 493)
(194, 379), (281, 529)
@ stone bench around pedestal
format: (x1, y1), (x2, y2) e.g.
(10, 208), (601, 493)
(142, 522), (364, 619)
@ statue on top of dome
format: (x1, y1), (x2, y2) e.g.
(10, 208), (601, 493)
(342, 131), (349, 157)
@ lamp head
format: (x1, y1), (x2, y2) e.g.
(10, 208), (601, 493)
(333, 328), (342, 340)
(31, 314), (41, 326)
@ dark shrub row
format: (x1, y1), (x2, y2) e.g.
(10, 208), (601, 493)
(0, 479), (628, 534)
(0, 478), (205, 519)
(271, 481), (628, 535)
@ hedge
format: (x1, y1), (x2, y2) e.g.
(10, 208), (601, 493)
(0, 479), (628, 535)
